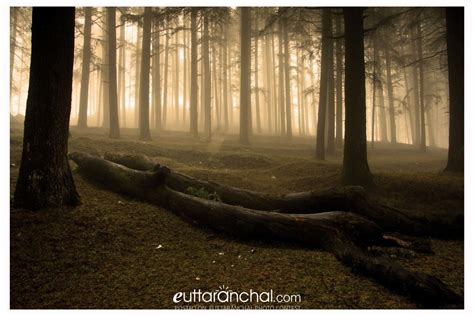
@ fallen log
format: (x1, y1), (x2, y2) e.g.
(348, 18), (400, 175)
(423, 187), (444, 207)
(103, 152), (425, 235)
(382, 232), (433, 254)
(70, 152), (462, 308)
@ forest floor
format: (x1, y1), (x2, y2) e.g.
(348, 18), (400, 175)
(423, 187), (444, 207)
(10, 125), (464, 309)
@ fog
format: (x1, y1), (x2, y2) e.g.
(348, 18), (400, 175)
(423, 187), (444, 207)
(10, 7), (450, 147)
(9, 7), (464, 308)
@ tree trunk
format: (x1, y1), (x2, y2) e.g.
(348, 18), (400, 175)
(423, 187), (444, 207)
(399, 36), (415, 145)
(70, 152), (463, 308)
(377, 75), (388, 142)
(335, 13), (344, 148)
(296, 51), (303, 135)
(119, 19), (127, 127)
(183, 22), (188, 127)
(271, 31), (279, 133)
(104, 151), (427, 233)
(310, 58), (317, 135)
(96, 65), (103, 126)
(254, 28), (262, 134)
(152, 19), (162, 131)
(426, 101), (436, 147)
(77, 7), (92, 128)
(138, 7), (152, 140)
(190, 9), (199, 137)
(203, 15), (212, 141)
(278, 21), (286, 136)
(16, 43), (26, 114)
(283, 19), (292, 138)
(383, 40), (397, 144)
(174, 28), (180, 126)
(227, 43), (234, 128)
(222, 24), (229, 131)
(316, 9), (331, 160)
(299, 52), (307, 135)
(264, 33), (273, 133)
(416, 23), (426, 152)
(10, 7), (18, 106)
(410, 28), (421, 146)
(326, 11), (336, 155)
(163, 29), (169, 129)
(107, 7), (120, 139)
(212, 38), (220, 130)
(200, 33), (205, 129)
(239, 7), (251, 145)
(341, 8), (373, 187)
(374, 36), (388, 143)
(444, 7), (464, 172)
(134, 24), (142, 128)
(101, 10), (110, 129)
(13, 7), (80, 210)
(371, 35), (377, 148)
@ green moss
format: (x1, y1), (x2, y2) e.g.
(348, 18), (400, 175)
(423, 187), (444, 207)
(185, 186), (222, 202)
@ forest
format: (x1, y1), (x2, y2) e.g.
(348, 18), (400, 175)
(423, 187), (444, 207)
(10, 6), (464, 309)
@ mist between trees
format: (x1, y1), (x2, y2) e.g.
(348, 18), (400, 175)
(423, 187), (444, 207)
(10, 7), (459, 151)
(9, 8), (465, 306)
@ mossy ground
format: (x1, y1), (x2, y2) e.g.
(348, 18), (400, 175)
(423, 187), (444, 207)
(10, 126), (464, 309)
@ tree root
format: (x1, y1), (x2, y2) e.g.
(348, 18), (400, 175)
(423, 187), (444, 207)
(70, 152), (463, 308)
(103, 152), (426, 235)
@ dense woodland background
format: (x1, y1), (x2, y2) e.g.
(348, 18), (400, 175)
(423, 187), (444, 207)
(9, 7), (464, 309)
(9, 7), (456, 149)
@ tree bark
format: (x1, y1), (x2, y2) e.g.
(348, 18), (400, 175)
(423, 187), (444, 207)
(183, 21), (188, 127)
(383, 44), (397, 144)
(299, 51), (307, 135)
(335, 13), (344, 148)
(102, 151), (429, 235)
(239, 7), (251, 145)
(399, 35), (415, 145)
(190, 9), (199, 137)
(212, 36), (220, 130)
(14, 7), (80, 210)
(119, 19), (127, 127)
(70, 152), (462, 308)
(254, 25), (262, 134)
(134, 23), (142, 128)
(174, 27), (180, 126)
(278, 20), (286, 136)
(326, 19), (335, 154)
(101, 10), (110, 129)
(162, 28), (169, 129)
(264, 32), (273, 133)
(228, 33), (234, 128)
(271, 31), (278, 133)
(96, 62), (103, 126)
(283, 19), (292, 138)
(371, 35), (377, 148)
(202, 15), (212, 141)
(77, 7), (92, 128)
(152, 18), (162, 131)
(10, 7), (18, 105)
(372, 36), (388, 143)
(409, 27), (420, 146)
(296, 51), (303, 135)
(316, 9), (331, 160)
(376, 68), (388, 142)
(107, 7), (120, 139)
(138, 7), (152, 140)
(222, 24), (229, 131)
(341, 8), (374, 187)
(416, 23), (427, 152)
(444, 7), (464, 172)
